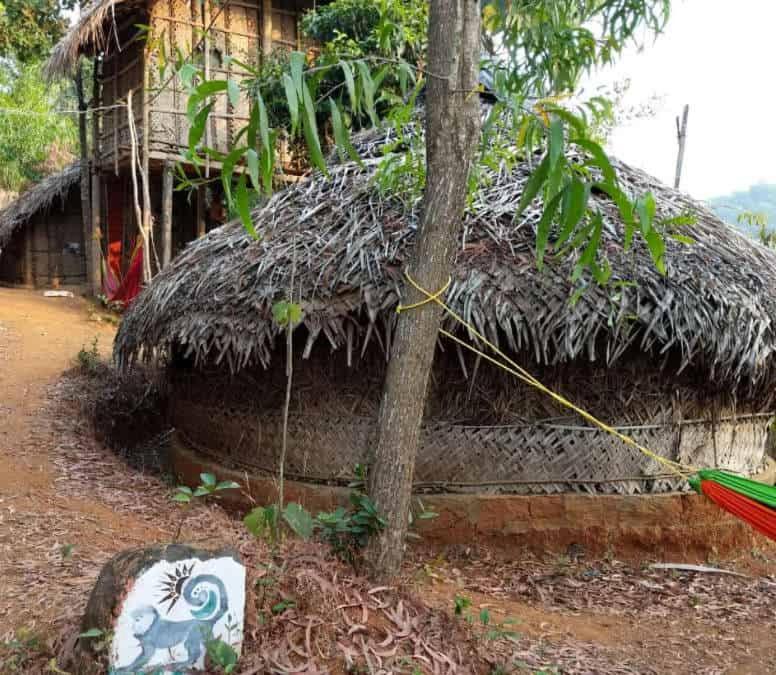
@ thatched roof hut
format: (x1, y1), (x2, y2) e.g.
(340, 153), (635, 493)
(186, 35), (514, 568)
(0, 162), (81, 252)
(115, 139), (776, 495)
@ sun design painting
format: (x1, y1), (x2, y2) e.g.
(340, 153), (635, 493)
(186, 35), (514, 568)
(108, 556), (245, 674)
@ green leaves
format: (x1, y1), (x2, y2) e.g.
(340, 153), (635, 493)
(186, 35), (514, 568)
(172, 474), (239, 506)
(272, 301), (303, 327)
(282, 502), (315, 540)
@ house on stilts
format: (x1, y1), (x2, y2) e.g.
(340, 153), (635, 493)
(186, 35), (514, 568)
(0, 0), (321, 296)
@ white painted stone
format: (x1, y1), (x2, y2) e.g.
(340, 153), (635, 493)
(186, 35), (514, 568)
(108, 555), (245, 674)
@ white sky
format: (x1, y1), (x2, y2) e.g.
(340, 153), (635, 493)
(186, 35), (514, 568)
(589, 0), (775, 199)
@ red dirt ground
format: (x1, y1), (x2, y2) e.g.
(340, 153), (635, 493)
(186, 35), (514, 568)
(1, 287), (775, 674)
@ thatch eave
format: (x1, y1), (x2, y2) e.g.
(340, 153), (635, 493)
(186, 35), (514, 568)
(45, 0), (142, 79)
(114, 150), (776, 397)
(0, 162), (81, 251)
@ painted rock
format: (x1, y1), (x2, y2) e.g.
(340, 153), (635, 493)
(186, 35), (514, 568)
(77, 544), (245, 675)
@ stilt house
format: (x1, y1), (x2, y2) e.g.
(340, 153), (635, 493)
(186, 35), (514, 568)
(2, 0), (320, 295)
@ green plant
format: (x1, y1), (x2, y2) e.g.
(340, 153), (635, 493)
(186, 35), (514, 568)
(316, 491), (386, 569)
(243, 501), (315, 545)
(0, 628), (47, 671)
(0, 60), (78, 192)
(206, 637), (238, 673)
(76, 337), (100, 373)
(453, 595), (471, 617)
(172, 473), (240, 540)
(76, 628), (113, 658)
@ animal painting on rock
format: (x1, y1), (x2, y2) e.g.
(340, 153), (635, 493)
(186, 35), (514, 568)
(108, 555), (245, 674)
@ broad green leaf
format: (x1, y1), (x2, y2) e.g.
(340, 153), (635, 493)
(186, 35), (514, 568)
(548, 117), (564, 170)
(329, 99), (363, 166)
(555, 178), (589, 247)
(282, 502), (314, 540)
(301, 82), (326, 173)
(235, 174), (257, 238)
(573, 137), (616, 185)
(644, 229), (666, 275)
(246, 148), (260, 192)
(340, 61), (358, 114)
(536, 190), (562, 269)
(669, 233), (695, 245)
(220, 145), (248, 204)
(356, 61), (378, 127)
(78, 629), (104, 639)
(227, 79), (240, 108)
(247, 101), (259, 148)
(290, 50), (306, 97)
(257, 92), (270, 150)
(193, 486), (211, 497)
(188, 102), (214, 156)
(179, 63), (199, 90)
(200, 472), (216, 487)
(216, 480), (240, 491)
(282, 74), (299, 135)
(516, 153), (551, 218)
(172, 492), (192, 503)
(572, 212), (603, 283)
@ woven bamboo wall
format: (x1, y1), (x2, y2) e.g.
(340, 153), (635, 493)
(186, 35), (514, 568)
(167, 343), (773, 495)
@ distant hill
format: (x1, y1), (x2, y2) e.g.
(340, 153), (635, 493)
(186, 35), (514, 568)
(707, 184), (776, 238)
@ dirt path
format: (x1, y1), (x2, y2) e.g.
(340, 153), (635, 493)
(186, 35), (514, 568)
(1, 287), (775, 674)
(0, 290), (177, 631)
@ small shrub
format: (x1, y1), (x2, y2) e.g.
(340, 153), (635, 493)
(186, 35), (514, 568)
(76, 337), (101, 373)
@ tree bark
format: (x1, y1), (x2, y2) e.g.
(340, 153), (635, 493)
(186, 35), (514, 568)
(366, 0), (481, 580)
(74, 61), (93, 293)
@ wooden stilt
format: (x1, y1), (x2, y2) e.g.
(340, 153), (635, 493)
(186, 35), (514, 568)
(162, 161), (174, 266)
(262, 0), (273, 55)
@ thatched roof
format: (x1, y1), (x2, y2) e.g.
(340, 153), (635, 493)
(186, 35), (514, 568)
(0, 162), (81, 251)
(46, 0), (144, 78)
(114, 137), (776, 394)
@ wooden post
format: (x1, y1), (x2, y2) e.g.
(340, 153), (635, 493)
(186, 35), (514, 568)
(74, 61), (94, 292)
(91, 57), (103, 296)
(91, 171), (102, 296)
(23, 226), (33, 287)
(162, 161), (174, 265)
(262, 0), (273, 55)
(674, 104), (689, 190)
(196, 185), (207, 238)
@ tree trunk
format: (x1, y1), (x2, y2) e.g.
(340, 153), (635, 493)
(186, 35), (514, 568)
(74, 61), (93, 293)
(366, 0), (481, 580)
(90, 57), (103, 297)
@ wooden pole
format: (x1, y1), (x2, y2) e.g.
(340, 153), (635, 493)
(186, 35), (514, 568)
(74, 61), (94, 292)
(196, 184), (207, 238)
(90, 172), (102, 296)
(23, 225), (34, 287)
(262, 0), (273, 55)
(674, 104), (689, 190)
(162, 161), (174, 265)
(90, 57), (103, 297)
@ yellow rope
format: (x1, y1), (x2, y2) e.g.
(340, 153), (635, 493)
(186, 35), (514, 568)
(397, 271), (696, 480)
(396, 275), (452, 312)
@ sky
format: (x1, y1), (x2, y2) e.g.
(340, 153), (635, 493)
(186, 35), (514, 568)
(588, 0), (776, 200)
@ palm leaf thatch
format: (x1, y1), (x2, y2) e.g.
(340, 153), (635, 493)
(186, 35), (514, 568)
(0, 162), (81, 251)
(46, 0), (143, 78)
(115, 137), (776, 396)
